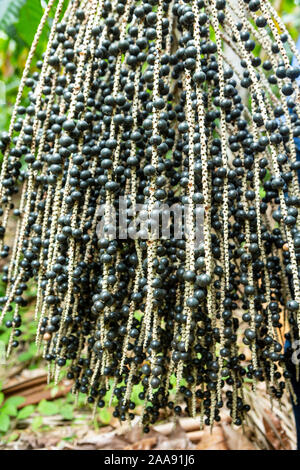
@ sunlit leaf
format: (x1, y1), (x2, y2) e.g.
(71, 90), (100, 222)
(60, 404), (74, 420)
(14, 0), (44, 47)
(37, 399), (59, 416)
(0, 412), (10, 433)
(99, 408), (111, 425)
(4, 396), (25, 408)
(17, 405), (35, 420)
(31, 415), (43, 431)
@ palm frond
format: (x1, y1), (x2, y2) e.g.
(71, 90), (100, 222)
(0, 0), (27, 31)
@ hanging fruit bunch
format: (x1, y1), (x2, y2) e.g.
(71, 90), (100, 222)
(0, 0), (300, 430)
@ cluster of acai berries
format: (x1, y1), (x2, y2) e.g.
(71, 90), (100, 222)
(0, 0), (300, 430)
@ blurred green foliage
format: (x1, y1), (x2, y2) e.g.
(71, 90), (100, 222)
(277, 0), (300, 39)
(0, 0), (65, 133)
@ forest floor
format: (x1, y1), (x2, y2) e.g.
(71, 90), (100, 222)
(0, 366), (296, 450)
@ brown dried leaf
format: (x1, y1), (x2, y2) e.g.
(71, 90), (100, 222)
(119, 422), (158, 443)
(153, 422), (173, 435)
(262, 410), (291, 450)
(186, 430), (205, 442)
(178, 417), (202, 433)
(74, 429), (126, 449)
(154, 423), (195, 450)
(196, 425), (228, 450)
(222, 422), (256, 450)
(124, 437), (157, 450)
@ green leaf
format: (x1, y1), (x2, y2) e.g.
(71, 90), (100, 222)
(7, 432), (19, 442)
(0, 412), (10, 433)
(37, 400), (59, 416)
(169, 374), (176, 386)
(31, 415), (43, 431)
(50, 385), (59, 398)
(4, 396), (25, 408)
(0, 0), (26, 30)
(1, 403), (18, 417)
(0, 396), (25, 418)
(18, 342), (37, 362)
(17, 405), (35, 420)
(13, 0), (70, 55)
(0, 82), (5, 106)
(134, 310), (142, 321)
(62, 434), (76, 442)
(14, 0), (44, 47)
(60, 404), (73, 421)
(99, 408), (111, 425)
(259, 187), (266, 199)
(0, 392), (4, 407)
(65, 392), (75, 404)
